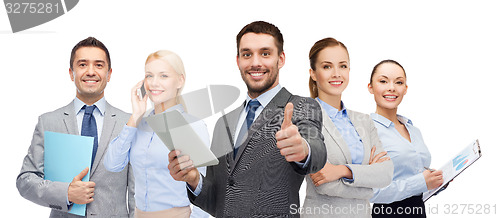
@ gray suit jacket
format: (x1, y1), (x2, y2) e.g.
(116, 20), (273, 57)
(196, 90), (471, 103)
(17, 101), (135, 218)
(302, 106), (393, 218)
(188, 88), (327, 218)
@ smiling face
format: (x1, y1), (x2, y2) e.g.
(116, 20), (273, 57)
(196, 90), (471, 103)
(237, 33), (284, 98)
(309, 46), (350, 103)
(69, 46), (111, 104)
(368, 62), (407, 111)
(144, 58), (184, 109)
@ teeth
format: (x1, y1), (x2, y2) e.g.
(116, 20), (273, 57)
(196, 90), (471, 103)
(330, 81), (341, 85)
(384, 96), (397, 99)
(250, 72), (264, 77)
(150, 91), (163, 94)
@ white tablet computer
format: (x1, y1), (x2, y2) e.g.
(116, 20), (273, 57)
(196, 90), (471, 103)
(144, 110), (219, 168)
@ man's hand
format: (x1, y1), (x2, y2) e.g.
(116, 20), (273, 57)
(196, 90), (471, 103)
(168, 150), (200, 190)
(275, 103), (309, 162)
(68, 167), (95, 204)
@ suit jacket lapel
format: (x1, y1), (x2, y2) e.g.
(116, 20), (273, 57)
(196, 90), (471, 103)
(62, 102), (79, 135)
(223, 102), (245, 169)
(319, 102), (352, 164)
(231, 88), (292, 173)
(347, 110), (371, 164)
(90, 102), (118, 176)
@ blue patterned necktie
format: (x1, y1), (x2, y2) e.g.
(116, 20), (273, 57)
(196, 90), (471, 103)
(234, 100), (261, 159)
(81, 105), (98, 168)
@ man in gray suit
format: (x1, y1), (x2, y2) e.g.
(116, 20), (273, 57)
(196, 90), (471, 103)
(168, 21), (327, 217)
(16, 37), (135, 217)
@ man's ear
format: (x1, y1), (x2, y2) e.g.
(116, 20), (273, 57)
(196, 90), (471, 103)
(278, 51), (285, 69)
(106, 68), (113, 82)
(69, 68), (75, 81)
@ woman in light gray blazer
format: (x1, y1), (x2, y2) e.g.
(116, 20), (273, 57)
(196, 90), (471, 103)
(302, 38), (394, 218)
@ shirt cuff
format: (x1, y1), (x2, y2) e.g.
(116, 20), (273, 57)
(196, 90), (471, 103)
(66, 182), (73, 207)
(66, 198), (73, 210)
(294, 138), (311, 168)
(187, 174), (203, 196)
(122, 124), (138, 134)
(416, 172), (429, 193)
(342, 165), (354, 183)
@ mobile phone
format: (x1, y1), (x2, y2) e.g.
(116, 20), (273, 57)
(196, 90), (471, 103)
(139, 82), (146, 99)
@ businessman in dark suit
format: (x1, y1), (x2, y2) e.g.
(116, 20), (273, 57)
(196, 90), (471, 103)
(168, 21), (327, 217)
(16, 37), (135, 217)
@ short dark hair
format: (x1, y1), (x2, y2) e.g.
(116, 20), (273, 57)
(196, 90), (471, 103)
(236, 21), (284, 55)
(370, 59), (406, 84)
(70, 37), (111, 71)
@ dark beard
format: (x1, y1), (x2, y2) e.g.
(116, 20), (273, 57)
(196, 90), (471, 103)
(242, 67), (278, 98)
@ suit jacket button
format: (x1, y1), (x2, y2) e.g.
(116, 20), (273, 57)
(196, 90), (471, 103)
(228, 178), (235, 186)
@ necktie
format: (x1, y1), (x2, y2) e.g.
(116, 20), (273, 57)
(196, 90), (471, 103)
(234, 100), (261, 159)
(81, 105), (98, 168)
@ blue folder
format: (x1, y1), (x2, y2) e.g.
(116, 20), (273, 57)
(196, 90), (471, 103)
(44, 131), (94, 216)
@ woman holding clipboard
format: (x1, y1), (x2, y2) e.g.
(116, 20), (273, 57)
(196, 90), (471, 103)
(368, 60), (444, 218)
(103, 50), (210, 218)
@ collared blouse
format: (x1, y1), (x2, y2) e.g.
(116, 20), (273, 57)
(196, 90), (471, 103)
(370, 113), (431, 204)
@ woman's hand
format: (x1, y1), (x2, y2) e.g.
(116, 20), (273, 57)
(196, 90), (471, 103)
(309, 163), (352, 186)
(369, 147), (390, 165)
(127, 80), (148, 127)
(423, 169), (444, 190)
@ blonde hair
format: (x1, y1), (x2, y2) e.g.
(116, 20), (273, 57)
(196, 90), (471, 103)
(145, 50), (187, 110)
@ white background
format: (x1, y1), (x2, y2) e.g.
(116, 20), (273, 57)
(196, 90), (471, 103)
(1, 0), (499, 217)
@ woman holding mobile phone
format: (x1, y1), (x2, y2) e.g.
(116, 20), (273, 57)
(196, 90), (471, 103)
(104, 50), (210, 218)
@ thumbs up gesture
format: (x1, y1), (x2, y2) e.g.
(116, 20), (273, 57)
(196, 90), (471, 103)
(68, 167), (96, 204)
(275, 102), (309, 162)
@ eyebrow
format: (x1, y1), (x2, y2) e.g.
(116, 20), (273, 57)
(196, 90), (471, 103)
(76, 59), (106, 64)
(239, 47), (273, 52)
(145, 71), (170, 74)
(378, 75), (405, 80)
(320, 60), (348, 64)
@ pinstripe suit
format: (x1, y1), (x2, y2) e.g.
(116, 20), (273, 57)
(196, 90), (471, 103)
(188, 88), (327, 217)
(17, 101), (135, 217)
